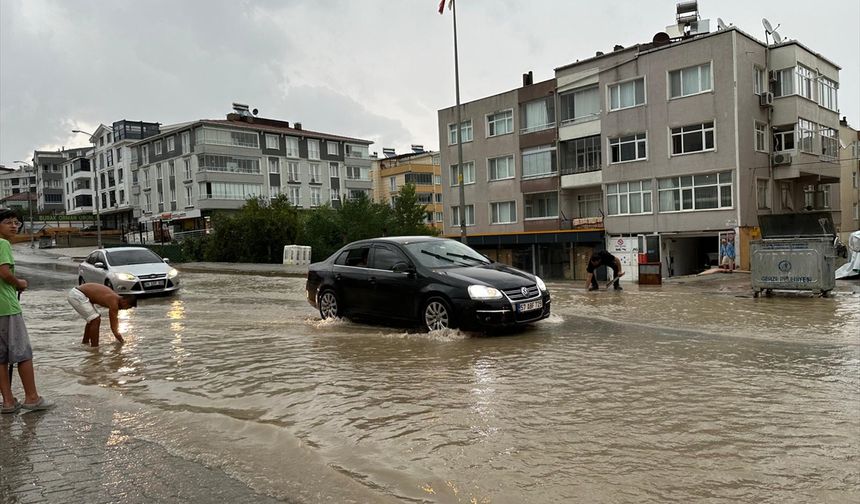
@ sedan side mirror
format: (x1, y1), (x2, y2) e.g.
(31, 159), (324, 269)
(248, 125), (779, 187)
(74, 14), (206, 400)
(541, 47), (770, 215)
(163, 258), (171, 264)
(392, 262), (414, 274)
(94, 262), (106, 269)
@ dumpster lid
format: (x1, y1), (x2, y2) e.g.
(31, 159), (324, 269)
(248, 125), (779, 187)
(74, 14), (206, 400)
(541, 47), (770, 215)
(758, 212), (836, 238)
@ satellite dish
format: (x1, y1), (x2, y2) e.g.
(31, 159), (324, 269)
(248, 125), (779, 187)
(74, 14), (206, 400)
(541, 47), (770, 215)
(772, 31), (783, 43)
(717, 18), (727, 30)
(762, 18), (774, 33)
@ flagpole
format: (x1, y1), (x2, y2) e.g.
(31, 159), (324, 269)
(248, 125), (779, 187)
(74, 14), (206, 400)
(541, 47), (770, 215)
(451, 0), (467, 243)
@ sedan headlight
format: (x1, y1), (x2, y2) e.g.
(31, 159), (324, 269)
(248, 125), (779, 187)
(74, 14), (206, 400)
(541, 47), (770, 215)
(116, 272), (137, 282)
(535, 275), (547, 292)
(468, 285), (503, 300)
(167, 268), (179, 279)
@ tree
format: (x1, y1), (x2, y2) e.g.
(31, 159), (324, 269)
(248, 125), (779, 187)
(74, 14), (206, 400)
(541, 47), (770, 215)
(390, 182), (438, 236)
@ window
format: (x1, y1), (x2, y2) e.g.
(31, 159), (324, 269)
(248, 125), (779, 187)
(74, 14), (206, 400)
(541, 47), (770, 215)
(561, 135), (601, 174)
(450, 161), (475, 185)
(795, 65), (815, 100)
(819, 77), (838, 111)
(609, 133), (647, 163)
(820, 127), (838, 158)
(780, 182), (794, 210)
(307, 139), (320, 160)
(167, 136), (175, 152)
(183, 159), (192, 180)
(269, 184), (281, 199)
(490, 201), (517, 224)
(560, 85), (600, 124)
(345, 144), (368, 158)
(346, 166), (369, 180)
(772, 68), (795, 97)
(195, 127), (259, 148)
(797, 118), (816, 153)
(658, 171), (733, 212)
(670, 122), (715, 155)
(265, 134), (279, 149)
(606, 180), (652, 215)
(755, 122), (768, 152)
(521, 145), (556, 178)
(577, 193), (602, 217)
(854, 203), (859, 221)
(197, 154), (260, 174)
(669, 63), (712, 98)
(754, 66), (765, 95)
(154, 140), (163, 155)
(286, 137), (299, 157)
(198, 182), (263, 200)
(310, 187), (321, 207)
(116, 148), (122, 162)
(168, 160), (175, 178)
(773, 125), (795, 152)
(372, 245), (409, 271)
(185, 186), (193, 205)
(332, 188), (341, 201)
(757, 179), (770, 209)
(609, 77), (645, 111)
(289, 186), (301, 206)
(488, 156), (514, 181)
(310, 163), (320, 183)
(326, 141), (339, 156)
(521, 97), (555, 133)
(853, 168), (859, 189)
(329, 162), (339, 178)
(181, 132), (190, 154)
(486, 110), (513, 136)
(389, 177), (396, 192)
(448, 120), (473, 144)
(524, 192), (558, 219)
(268, 157), (280, 174)
(287, 162), (299, 182)
(451, 205), (474, 226)
(404, 172), (433, 185)
(106, 149), (113, 167)
(803, 184), (830, 209)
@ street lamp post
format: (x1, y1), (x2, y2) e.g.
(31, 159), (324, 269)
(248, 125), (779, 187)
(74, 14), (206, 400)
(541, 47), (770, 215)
(13, 161), (36, 248)
(71, 129), (102, 248)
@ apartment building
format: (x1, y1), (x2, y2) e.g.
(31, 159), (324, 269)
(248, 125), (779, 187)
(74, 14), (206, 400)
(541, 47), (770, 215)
(128, 104), (373, 235)
(837, 118), (860, 243)
(0, 164), (35, 200)
(372, 146), (444, 229)
(32, 147), (89, 214)
(438, 8), (842, 280)
(69, 121), (161, 231)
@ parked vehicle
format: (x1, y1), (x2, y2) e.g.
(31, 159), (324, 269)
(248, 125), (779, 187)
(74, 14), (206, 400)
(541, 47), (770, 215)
(306, 236), (550, 331)
(78, 247), (180, 295)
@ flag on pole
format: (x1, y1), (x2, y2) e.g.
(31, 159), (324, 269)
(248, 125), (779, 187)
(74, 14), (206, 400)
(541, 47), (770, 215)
(438, 0), (453, 14)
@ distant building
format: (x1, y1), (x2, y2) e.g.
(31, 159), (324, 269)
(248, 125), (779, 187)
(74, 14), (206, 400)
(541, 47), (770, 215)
(372, 146), (443, 229)
(127, 104), (374, 235)
(0, 165), (35, 200)
(837, 117), (860, 243)
(33, 147), (90, 214)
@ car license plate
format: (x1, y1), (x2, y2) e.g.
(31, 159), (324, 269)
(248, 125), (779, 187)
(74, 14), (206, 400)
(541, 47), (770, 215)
(144, 280), (163, 288)
(518, 299), (542, 312)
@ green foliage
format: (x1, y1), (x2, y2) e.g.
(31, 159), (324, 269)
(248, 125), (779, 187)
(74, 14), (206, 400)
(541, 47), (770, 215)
(182, 189), (438, 264)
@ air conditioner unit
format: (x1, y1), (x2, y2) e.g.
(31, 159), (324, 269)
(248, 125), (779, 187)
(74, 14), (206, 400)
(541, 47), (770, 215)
(768, 70), (778, 82)
(772, 153), (792, 166)
(759, 91), (774, 107)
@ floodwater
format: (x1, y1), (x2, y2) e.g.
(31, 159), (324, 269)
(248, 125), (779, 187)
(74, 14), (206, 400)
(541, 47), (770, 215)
(12, 262), (860, 503)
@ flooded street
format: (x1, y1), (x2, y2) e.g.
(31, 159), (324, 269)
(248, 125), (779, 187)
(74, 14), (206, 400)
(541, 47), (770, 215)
(11, 262), (860, 503)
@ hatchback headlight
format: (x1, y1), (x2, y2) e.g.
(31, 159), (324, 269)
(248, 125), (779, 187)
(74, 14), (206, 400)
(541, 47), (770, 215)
(116, 272), (136, 281)
(167, 268), (179, 279)
(468, 285), (503, 300)
(535, 276), (547, 292)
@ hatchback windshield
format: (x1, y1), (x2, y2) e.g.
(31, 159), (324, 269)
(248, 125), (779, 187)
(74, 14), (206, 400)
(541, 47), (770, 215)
(106, 249), (164, 266)
(404, 239), (490, 268)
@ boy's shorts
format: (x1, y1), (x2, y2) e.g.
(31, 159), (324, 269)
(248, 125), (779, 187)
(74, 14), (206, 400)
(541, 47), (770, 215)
(68, 287), (100, 322)
(0, 314), (34, 364)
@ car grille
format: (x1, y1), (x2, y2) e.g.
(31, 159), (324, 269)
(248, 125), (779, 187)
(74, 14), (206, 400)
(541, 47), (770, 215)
(138, 273), (163, 280)
(502, 284), (540, 301)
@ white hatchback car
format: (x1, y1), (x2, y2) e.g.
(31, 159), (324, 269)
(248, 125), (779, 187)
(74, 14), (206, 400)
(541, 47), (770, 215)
(78, 247), (180, 295)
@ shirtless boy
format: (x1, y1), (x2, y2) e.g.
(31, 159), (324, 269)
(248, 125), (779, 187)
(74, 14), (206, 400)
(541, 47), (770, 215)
(68, 283), (137, 346)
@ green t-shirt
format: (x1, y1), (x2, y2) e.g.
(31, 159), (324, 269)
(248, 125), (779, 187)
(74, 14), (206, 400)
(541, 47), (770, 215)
(0, 239), (22, 316)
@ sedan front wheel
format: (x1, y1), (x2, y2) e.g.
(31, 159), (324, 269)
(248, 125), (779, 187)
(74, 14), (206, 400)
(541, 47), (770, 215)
(423, 297), (452, 332)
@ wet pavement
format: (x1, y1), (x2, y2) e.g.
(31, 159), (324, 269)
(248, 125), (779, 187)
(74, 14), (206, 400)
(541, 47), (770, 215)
(2, 245), (859, 503)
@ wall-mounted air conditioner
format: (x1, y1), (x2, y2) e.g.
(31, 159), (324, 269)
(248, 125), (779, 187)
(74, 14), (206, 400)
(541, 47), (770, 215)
(759, 91), (774, 107)
(772, 153), (792, 166)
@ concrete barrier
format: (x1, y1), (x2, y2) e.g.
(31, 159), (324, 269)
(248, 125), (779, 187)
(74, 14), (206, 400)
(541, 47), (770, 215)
(283, 245), (312, 265)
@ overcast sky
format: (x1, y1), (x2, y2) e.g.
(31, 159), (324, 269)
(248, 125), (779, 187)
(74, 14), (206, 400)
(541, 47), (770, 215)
(1, 0), (858, 168)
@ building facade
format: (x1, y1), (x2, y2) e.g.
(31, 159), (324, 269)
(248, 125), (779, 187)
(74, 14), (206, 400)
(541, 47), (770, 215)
(837, 118), (860, 243)
(0, 165), (36, 200)
(128, 105), (373, 236)
(438, 17), (842, 280)
(372, 147), (443, 229)
(33, 147), (89, 214)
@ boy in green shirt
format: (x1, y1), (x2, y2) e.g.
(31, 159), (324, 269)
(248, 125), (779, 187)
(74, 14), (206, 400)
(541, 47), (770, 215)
(0, 209), (53, 413)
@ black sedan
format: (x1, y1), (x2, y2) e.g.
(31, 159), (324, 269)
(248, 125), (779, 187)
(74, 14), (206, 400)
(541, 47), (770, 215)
(306, 236), (550, 331)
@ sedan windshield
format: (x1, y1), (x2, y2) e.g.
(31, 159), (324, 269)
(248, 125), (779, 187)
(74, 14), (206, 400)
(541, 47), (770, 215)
(404, 240), (490, 269)
(106, 249), (164, 266)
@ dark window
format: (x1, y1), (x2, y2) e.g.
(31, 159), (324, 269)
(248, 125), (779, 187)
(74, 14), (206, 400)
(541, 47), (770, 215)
(372, 245), (409, 271)
(335, 247), (370, 267)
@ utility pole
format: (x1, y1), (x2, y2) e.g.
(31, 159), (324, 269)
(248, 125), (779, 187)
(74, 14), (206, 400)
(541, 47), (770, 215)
(443, 0), (468, 243)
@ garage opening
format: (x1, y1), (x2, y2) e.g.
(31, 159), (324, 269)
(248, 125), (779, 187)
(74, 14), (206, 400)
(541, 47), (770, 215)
(663, 236), (719, 277)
